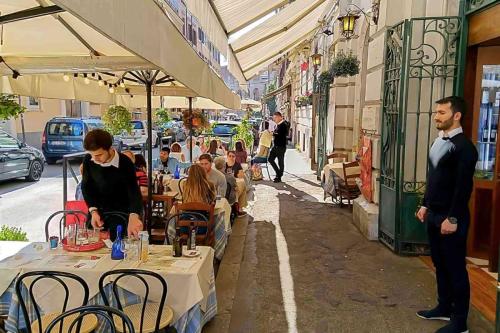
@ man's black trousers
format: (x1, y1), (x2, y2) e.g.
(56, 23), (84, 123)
(426, 210), (470, 324)
(268, 146), (286, 179)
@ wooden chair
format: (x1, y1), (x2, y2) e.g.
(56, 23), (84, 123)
(15, 271), (97, 333)
(99, 269), (173, 333)
(338, 161), (361, 208)
(44, 210), (88, 242)
(147, 194), (177, 244)
(45, 305), (135, 333)
(174, 202), (216, 247)
(326, 152), (348, 164)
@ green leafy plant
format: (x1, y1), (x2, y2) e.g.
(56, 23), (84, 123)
(0, 94), (26, 120)
(154, 108), (171, 127)
(234, 118), (254, 150)
(102, 105), (133, 135)
(319, 71), (334, 85)
(182, 109), (209, 131)
(265, 82), (277, 113)
(0, 225), (28, 241)
(330, 51), (360, 78)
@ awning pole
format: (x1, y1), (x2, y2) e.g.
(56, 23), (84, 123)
(189, 97), (193, 163)
(146, 78), (153, 229)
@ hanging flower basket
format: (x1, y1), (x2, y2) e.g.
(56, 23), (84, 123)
(319, 71), (334, 85)
(329, 51), (360, 78)
(182, 109), (209, 130)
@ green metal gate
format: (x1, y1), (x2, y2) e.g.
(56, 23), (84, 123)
(379, 17), (462, 255)
(316, 81), (330, 176)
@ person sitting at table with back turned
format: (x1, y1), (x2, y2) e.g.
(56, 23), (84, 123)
(214, 156), (237, 205)
(207, 139), (223, 158)
(81, 129), (143, 240)
(234, 141), (248, 164)
(225, 151), (247, 216)
(170, 142), (185, 162)
(198, 153), (227, 198)
(153, 147), (192, 174)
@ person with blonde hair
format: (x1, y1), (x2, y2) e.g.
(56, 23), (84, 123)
(181, 164), (216, 204)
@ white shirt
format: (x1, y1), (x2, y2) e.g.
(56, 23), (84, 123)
(181, 144), (202, 162)
(429, 127), (463, 168)
(92, 149), (119, 168)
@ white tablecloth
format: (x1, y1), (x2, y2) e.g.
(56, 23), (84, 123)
(0, 242), (215, 322)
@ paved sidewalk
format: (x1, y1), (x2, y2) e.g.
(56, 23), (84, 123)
(204, 149), (494, 333)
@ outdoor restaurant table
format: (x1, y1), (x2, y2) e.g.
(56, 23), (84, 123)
(0, 241), (216, 333)
(321, 162), (360, 202)
(167, 198), (230, 261)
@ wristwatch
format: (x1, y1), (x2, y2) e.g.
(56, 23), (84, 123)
(448, 217), (458, 224)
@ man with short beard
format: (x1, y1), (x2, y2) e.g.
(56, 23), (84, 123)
(415, 96), (478, 333)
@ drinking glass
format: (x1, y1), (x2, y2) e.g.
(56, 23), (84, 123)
(76, 228), (88, 245)
(121, 238), (138, 261)
(65, 225), (77, 246)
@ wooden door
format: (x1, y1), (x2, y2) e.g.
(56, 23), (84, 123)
(469, 46), (500, 272)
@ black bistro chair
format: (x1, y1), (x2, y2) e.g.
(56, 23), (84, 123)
(15, 271), (97, 333)
(99, 269), (174, 333)
(44, 210), (87, 242)
(45, 305), (135, 333)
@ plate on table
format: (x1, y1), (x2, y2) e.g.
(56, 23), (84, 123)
(183, 250), (200, 257)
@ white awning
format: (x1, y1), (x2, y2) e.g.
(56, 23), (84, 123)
(212, 0), (289, 35)
(0, 0), (240, 109)
(231, 0), (331, 79)
(210, 0), (333, 80)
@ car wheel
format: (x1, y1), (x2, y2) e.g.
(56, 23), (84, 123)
(26, 159), (43, 182)
(46, 157), (57, 165)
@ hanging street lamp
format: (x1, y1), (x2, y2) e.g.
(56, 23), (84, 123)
(338, 11), (359, 39)
(311, 52), (322, 67)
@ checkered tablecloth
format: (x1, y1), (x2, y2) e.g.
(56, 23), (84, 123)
(167, 212), (228, 261)
(0, 272), (217, 333)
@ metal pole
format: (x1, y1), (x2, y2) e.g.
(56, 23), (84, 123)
(63, 156), (67, 209)
(20, 113), (26, 144)
(146, 79), (153, 228)
(189, 97), (193, 163)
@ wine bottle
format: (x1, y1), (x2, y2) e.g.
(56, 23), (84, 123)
(173, 228), (182, 257)
(158, 175), (164, 194)
(111, 225), (124, 260)
(189, 222), (196, 250)
(153, 174), (159, 194)
(491, 120), (497, 142)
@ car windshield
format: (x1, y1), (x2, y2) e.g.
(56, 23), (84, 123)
(131, 121), (144, 129)
(213, 124), (238, 135)
(48, 122), (83, 136)
(0, 131), (19, 148)
(86, 122), (104, 131)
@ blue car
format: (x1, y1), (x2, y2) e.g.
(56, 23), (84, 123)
(42, 117), (122, 164)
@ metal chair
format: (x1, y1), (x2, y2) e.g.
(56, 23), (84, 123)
(163, 212), (209, 245)
(15, 271), (97, 333)
(99, 269), (174, 333)
(44, 305), (135, 333)
(174, 202), (215, 247)
(44, 210), (88, 242)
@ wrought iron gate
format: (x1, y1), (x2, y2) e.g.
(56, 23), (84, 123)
(379, 17), (462, 254)
(316, 82), (330, 176)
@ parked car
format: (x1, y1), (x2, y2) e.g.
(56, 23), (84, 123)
(42, 117), (122, 164)
(159, 121), (187, 142)
(212, 121), (240, 135)
(120, 120), (159, 149)
(0, 130), (45, 182)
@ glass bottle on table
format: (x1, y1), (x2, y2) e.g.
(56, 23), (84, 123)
(173, 228), (182, 257)
(111, 225), (125, 260)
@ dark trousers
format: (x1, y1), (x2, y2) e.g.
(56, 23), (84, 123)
(268, 146), (286, 178)
(426, 210), (470, 324)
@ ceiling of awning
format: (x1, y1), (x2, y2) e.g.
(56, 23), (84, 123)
(211, 0), (333, 80)
(212, 0), (289, 35)
(0, 0), (241, 109)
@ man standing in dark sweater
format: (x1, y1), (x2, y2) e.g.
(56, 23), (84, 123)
(416, 96), (478, 333)
(81, 129), (143, 240)
(268, 111), (288, 183)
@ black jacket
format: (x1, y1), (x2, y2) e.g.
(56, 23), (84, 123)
(273, 121), (288, 148)
(82, 152), (143, 216)
(422, 133), (478, 222)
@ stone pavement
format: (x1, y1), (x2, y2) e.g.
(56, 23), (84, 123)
(204, 148), (494, 333)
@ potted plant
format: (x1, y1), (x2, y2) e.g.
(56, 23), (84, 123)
(102, 105), (133, 135)
(319, 71), (334, 85)
(329, 51), (360, 78)
(182, 109), (209, 131)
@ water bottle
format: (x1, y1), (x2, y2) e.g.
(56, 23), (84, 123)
(189, 222), (196, 250)
(111, 225), (124, 260)
(174, 165), (180, 179)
